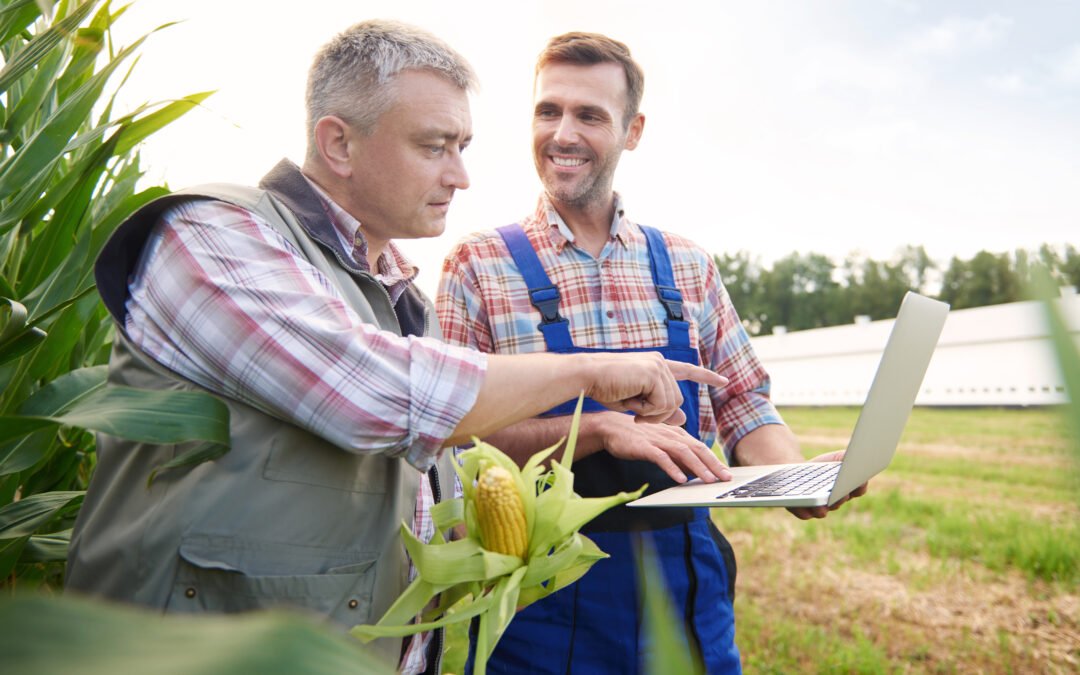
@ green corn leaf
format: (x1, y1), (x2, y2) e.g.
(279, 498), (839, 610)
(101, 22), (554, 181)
(0, 0), (94, 95)
(639, 537), (705, 675)
(3, 44), (65, 143)
(0, 326), (46, 367)
(0, 427), (55, 477)
(0, 385), (230, 447)
(47, 385), (230, 445)
(111, 90), (214, 156)
(19, 365), (105, 415)
(403, 524), (521, 586)
(0, 0), (43, 46)
(431, 497), (463, 532)
(22, 527), (71, 562)
(0, 31), (148, 201)
(0, 490), (82, 540)
(353, 582), (498, 643)
(474, 565), (528, 673)
(0, 594), (396, 675)
(146, 441), (229, 486)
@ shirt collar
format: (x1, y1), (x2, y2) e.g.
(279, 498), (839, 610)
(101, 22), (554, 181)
(538, 192), (631, 252)
(302, 175), (419, 289)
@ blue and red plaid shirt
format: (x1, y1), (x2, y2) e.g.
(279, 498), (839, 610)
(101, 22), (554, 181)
(437, 194), (782, 458)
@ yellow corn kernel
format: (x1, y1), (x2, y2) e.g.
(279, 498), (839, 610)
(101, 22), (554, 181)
(476, 466), (528, 559)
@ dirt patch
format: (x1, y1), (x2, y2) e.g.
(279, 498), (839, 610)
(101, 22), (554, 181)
(734, 523), (1080, 673)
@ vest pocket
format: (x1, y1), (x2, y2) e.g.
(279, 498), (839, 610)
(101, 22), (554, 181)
(262, 426), (390, 493)
(167, 536), (378, 627)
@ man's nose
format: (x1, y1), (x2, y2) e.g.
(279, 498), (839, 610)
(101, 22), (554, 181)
(443, 154), (470, 190)
(552, 116), (580, 147)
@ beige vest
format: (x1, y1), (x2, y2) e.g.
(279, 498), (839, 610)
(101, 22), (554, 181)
(67, 173), (456, 668)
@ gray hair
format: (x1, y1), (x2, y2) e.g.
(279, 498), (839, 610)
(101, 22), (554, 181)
(305, 19), (478, 156)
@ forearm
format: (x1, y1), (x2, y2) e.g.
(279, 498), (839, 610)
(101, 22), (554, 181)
(446, 353), (597, 447)
(731, 423), (803, 466)
(478, 413), (613, 466)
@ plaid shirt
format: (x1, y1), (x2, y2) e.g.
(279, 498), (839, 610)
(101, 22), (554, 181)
(437, 195), (781, 457)
(124, 183), (482, 674)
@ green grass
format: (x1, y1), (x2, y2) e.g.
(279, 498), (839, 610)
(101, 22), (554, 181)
(727, 406), (1080, 674)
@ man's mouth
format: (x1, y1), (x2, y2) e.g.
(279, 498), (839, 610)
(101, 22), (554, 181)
(551, 156), (587, 168)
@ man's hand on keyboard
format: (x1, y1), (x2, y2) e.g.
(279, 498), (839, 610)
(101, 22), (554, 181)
(786, 450), (869, 521)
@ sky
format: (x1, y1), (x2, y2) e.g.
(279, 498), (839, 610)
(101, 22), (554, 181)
(112, 0), (1080, 297)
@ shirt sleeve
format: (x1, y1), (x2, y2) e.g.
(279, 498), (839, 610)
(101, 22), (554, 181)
(698, 254), (784, 462)
(123, 199), (487, 471)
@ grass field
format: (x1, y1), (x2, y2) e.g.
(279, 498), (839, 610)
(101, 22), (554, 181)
(717, 407), (1079, 674)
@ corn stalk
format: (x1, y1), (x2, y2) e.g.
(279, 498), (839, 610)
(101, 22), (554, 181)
(0, 0), (226, 588)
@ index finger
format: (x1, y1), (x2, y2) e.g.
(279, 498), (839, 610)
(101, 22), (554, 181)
(665, 361), (729, 389)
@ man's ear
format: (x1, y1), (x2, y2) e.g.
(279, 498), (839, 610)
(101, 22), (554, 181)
(313, 116), (353, 177)
(624, 112), (645, 151)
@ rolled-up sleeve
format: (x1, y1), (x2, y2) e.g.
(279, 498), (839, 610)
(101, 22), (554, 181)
(700, 259), (784, 461)
(125, 199), (487, 471)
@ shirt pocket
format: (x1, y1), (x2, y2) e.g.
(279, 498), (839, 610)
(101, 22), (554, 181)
(167, 536), (378, 627)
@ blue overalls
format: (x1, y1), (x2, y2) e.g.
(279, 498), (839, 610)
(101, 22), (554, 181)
(472, 224), (742, 674)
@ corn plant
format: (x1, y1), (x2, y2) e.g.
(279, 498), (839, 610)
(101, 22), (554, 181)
(352, 398), (646, 675)
(0, 0), (227, 589)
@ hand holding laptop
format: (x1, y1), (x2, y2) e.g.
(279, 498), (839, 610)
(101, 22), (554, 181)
(628, 292), (949, 513)
(786, 450), (869, 520)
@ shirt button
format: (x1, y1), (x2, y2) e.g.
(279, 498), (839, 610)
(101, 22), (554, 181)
(606, 310), (615, 319)
(348, 599), (360, 610)
(184, 587), (196, 599)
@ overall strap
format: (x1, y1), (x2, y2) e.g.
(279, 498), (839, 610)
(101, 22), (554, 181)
(496, 224), (574, 350)
(640, 225), (691, 349)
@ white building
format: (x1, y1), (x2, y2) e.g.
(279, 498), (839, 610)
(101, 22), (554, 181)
(751, 294), (1080, 407)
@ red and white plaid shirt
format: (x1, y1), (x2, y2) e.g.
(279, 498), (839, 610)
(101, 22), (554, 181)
(124, 183), (483, 673)
(437, 194), (781, 457)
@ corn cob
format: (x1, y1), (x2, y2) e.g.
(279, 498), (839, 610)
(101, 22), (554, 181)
(475, 465), (528, 558)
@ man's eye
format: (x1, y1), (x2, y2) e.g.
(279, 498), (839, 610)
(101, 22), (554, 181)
(537, 110), (558, 119)
(428, 145), (446, 155)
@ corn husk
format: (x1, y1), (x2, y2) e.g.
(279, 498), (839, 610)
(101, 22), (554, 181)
(350, 396), (646, 674)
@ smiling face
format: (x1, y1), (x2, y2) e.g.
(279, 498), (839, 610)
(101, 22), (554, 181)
(532, 61), (643, 214)
(344, 69), (472, 248)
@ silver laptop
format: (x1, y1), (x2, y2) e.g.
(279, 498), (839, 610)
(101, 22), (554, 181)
(629, 292), (949, 509)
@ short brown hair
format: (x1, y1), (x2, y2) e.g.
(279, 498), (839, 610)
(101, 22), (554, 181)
(535, 32), (644, 129)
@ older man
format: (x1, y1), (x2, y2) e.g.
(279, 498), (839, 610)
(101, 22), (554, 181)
(438, 32), (866, 673)
(66, 21), (722, 674)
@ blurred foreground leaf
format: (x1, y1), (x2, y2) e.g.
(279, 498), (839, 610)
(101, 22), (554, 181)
(0, 593), (395, 675)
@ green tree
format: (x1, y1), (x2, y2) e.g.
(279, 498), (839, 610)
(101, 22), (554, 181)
(1, 0), (227, 589)
(940, 250), (1019, 309)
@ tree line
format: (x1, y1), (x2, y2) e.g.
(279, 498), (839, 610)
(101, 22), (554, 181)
(714, 244), (1080, 337)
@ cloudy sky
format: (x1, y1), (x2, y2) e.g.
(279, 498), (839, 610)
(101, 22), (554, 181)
(114, 1), (1080, 296)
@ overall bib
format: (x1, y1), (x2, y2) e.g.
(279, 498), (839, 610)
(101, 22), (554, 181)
(472, 224), (742, 674)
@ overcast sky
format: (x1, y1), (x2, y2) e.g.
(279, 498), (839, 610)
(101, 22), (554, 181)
(114, 0), (1080, 296)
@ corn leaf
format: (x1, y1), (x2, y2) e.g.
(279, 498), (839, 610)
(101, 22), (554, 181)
(639, 537), (705, 674)
(0, 594), (396, 675)
(146, 441), (229, 486)
(22, 527), (71, 562)
(0, 490), (82, 540)
(0, 0), (42, 46)
(0, 31), (148, 201)
(0, 0), (94, 95)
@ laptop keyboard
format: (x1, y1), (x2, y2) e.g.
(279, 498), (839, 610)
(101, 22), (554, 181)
(715, 463), (841, 500)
